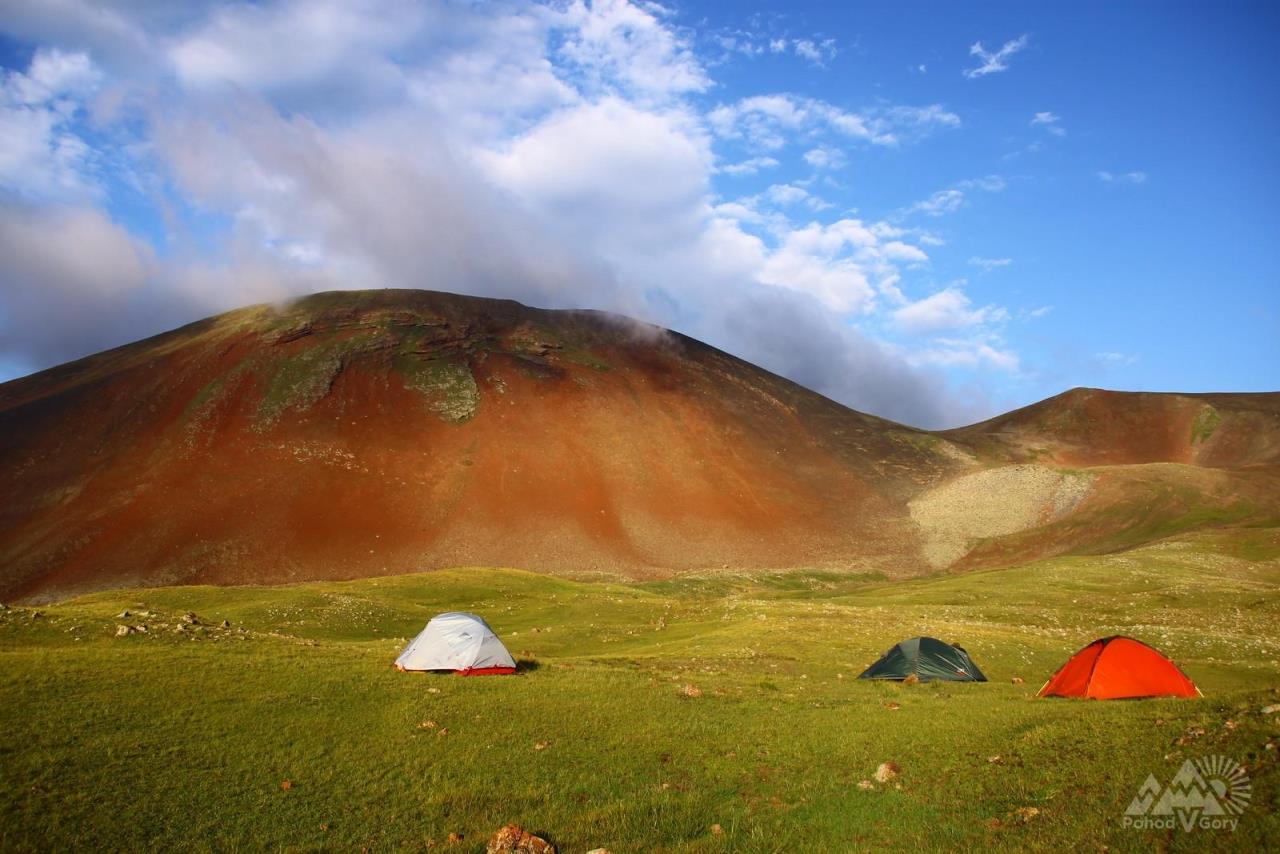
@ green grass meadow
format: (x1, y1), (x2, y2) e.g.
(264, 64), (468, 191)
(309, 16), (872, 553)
(2, 534), (1278, 851)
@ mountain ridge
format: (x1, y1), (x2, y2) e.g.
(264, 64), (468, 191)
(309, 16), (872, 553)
(2, 288), (1276, 602)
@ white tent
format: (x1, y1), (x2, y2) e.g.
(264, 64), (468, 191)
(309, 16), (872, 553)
(394, 612), (516, 675)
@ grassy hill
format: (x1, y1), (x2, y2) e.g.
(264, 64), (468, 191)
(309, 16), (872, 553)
(3, 530), (1277, 851)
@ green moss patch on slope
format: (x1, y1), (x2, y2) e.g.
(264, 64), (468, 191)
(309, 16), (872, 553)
(394, 354), (479, 423)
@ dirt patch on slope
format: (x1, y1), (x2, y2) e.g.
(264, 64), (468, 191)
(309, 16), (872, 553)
(909, 465), (1094, 568)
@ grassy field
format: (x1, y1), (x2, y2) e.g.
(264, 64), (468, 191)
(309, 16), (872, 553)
(2, 532), (1278, 852)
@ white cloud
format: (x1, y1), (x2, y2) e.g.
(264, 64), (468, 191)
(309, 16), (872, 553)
(1096, 170), (1148, 184)
(908, 189), (965, 217)
(882, 241), (929, 263)
(710, 28), (838, 67)
(915, 338), (1019, 371)
(803, 145), (846, 169)
(0, 203), (161, 365)
(555, 0), (710, 100)
(764, 183), (812, 206)
(964, 34), (1029, 79)
(0, 0), (1011, 428)
(758, 219), (878, 313)
(1031, 110), (1066, 136)
(902, 175), (1004, 219)
(957, 174), (1006, 192)
(0, 48), (102, 199)
(893, 287), (1008, 333)
(720, 155), (778, 176)
(968, 256), (1012, 271)
(1027, 305), (1053, 319)
(1094, 351), (1137, 368)
(709, 93), (959, 150)
(169, 0), (415, 96)
(792, 38), (837, 66)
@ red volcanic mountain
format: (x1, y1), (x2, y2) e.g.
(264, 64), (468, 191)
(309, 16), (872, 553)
(1, 289), (1276, 602)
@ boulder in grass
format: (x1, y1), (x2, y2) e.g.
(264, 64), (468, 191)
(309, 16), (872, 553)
(874, 761), (901, 783)
(486, 825), (555, 854)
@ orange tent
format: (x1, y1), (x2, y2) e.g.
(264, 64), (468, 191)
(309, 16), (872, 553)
(1038, 636), (1200, 699)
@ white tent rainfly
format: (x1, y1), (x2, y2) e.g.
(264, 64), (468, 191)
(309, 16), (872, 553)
(395, 612), (517, 675)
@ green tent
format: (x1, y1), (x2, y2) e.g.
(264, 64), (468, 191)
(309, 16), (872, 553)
(858, 636), (987, 682)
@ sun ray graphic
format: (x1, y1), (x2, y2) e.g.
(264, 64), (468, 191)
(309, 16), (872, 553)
(1195, 755), (1252, 815)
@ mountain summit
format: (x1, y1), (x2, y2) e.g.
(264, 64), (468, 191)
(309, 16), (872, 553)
(2, 289), (1276, 601)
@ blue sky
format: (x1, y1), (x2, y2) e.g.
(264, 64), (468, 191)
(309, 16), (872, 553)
(0, 1), (1276, 427)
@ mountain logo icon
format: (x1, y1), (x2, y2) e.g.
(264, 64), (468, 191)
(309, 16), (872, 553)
(1125, 755), (1251, 832)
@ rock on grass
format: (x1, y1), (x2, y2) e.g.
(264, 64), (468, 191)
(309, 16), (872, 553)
(874, 762), (901, 783)
(486, 824), (555, 853)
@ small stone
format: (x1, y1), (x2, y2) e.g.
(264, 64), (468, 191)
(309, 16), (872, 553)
(680, 684), (703, 698)
(447, 832), (464, 844)
(585, 849), (613, 854)
(115, 625), (132, 637)
(182, 612), (199, 625)
(533, 741), (550, 750)
(1012, 806), (1040, 823)
(419, 720), (437, 729)
(1261, 704), (1280, 715)
(485, 824), (555, 853)
(884, 702), (901, 711)
(987, 755), (1003, 764)
(220, 620), (231, 629)
(116, 610), (130, 619)
(280, 780), (292, 791)
(710, 824), (724, 836)
(427, 687), (440, 694)
(874, 762), (901, 783)
(902, 674), (920, 685)
(857, 780), (874, 790)
(1011, 677), (1024, 685)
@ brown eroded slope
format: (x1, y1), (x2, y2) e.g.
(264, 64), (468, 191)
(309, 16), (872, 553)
(925, 388), (1280, 569)
(942, 387), (1280, 469)
(2, 292), (1277, 603)
(0, 289), (966, 602)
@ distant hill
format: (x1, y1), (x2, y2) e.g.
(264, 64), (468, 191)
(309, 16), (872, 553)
(1, 289), (1276, 601)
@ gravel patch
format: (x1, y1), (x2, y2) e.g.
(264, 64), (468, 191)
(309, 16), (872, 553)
(909, 464), (1094, 567)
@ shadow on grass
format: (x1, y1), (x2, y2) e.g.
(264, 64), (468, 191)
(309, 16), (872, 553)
(516, 658), (541, 673)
